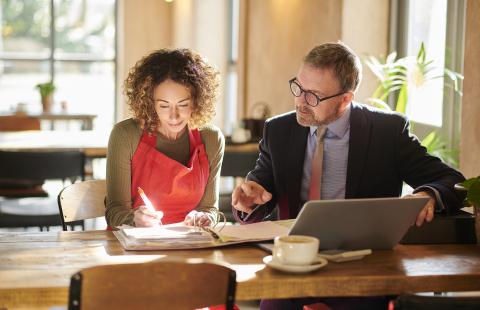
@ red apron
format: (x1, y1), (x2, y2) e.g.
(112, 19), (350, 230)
(130, 128), (210, 224)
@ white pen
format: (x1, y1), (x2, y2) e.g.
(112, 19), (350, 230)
(137, 187), (162, 225)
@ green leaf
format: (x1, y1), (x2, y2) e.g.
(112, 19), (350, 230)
(462, 177), (480, 190)
(466, 179), (480, 207)
(367, 98), (392, 110)
(421, 131), (437, 149)
(417, 42), (426, 64)
(395, 84), (407, 113)
(385, 52), (398, 64)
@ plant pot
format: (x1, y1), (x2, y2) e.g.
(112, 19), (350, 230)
(41, 94), (53, 113)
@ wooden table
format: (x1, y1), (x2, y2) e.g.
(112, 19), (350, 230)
(33, 113), (97, 130)
(0, 131), (258, 159)
(0, 130), (109, 158)
(1, 231), (480, 309)
(1, 112), (97, 130)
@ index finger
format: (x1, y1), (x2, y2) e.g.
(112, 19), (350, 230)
(241, 182), (263, 197)
(231, 185), (244, 205)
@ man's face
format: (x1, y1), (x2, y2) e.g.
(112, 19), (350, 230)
(294, 63), (351, 127)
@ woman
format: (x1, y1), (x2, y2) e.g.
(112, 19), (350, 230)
(106, 48), (224, 228)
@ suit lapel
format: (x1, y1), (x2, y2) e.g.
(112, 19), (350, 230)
(346, 103), (372, 198)
(286, 116), (309, 217)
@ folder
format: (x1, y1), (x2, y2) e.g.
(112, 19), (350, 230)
(113, 220), (292, 250)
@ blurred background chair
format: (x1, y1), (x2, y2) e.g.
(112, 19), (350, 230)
(58, 179), (106, 231)
(219, 149), (259, 222)
(0, 115), (41, 131)
(392, 294), (480, 310)
(0, 150), (85, 231)
(68, 260), (237, 310)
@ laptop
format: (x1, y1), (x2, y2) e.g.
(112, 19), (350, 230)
(288, 197), (429, 250)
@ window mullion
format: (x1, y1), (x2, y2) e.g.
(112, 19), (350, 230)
(50, 0), (55, 83)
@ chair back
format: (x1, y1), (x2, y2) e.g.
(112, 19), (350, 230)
(58, 180), (106, 231)
(0, 150), (85, 198)
(0, 115), (41, 131)
(68, 260), (236, 310)
(0, 150), (85, 230)
(0, 150), (85, 181)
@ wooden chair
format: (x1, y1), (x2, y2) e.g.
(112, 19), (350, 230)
(58, 179), (106, 231)
(0, 150), (85, 230)
(68, 260), (237, 310)
(0, 115), (41, 131)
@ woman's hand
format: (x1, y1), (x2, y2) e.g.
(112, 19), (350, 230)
(133, 205), (164, 227)
(184, 210), (211, 227)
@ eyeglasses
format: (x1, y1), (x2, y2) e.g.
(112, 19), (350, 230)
(289, 78), (346, 107)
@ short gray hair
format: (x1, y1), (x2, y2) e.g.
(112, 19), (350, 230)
(304, 42), (362, 93)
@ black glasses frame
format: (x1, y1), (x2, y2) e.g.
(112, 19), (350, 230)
(289, 78), (346, 107)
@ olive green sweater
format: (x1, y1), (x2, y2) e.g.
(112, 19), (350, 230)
(105, 118), (225, 227)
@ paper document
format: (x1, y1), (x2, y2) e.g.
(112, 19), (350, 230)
(123, 224), (212, 242)
(218, 221), (291, 241)
(113, 221), (290, 250)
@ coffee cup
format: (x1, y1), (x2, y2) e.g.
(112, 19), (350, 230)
(272, 235), (319, 266)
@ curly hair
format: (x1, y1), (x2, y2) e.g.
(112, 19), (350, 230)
(124, 48), (220, 132)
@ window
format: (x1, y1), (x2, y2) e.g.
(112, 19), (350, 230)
(405, 0), (447, 127)
(392, 0), (465, 149)
(0, 0), (116, 130)
(224, 0), (239, 136)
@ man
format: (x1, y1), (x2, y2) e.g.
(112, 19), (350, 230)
(231, 42), (465, 309)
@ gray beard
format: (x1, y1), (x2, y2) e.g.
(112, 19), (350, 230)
(296, 103), (342, 127)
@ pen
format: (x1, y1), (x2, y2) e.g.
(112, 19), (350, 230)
(137, 187), (162, 225)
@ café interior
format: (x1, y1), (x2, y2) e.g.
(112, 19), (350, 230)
(1, 0), (480, 309)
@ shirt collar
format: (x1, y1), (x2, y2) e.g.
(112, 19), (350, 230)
(309, 103), (351, 138)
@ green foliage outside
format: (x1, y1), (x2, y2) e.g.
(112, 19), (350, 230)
(1, 0), (112, 54)
(364, 43), (463, 167)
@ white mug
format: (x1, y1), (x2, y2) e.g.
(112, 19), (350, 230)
(231, 127), (251, 143)
(272, 235), (319, 266)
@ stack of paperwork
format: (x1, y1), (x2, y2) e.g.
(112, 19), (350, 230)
(113, 220), (292, 250)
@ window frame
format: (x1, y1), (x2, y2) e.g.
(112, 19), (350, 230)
(389, 0), (465, 150)
(0, 0), (118, 124)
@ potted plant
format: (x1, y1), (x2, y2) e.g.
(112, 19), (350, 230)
(457, 177), (480, 244)
(364, 43), (463, 166)
(35, 81), (55, 113)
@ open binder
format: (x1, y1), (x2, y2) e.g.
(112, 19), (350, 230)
(113, 220), (292, 250)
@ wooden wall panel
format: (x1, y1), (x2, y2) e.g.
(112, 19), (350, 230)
(341, 0), (389, 103)
(460, 0), (480, 178)
(117, 0), (172, 120)
(243, 0), (342, 118)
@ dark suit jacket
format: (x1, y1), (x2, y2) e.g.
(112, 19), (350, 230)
(234, 102), (465, 223)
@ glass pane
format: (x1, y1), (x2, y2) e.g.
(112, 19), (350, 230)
(0, 0), (51, 58)
(54, 61), (114, 130)
(406, 0), (447, 127)
(54, 0), (115, 59)
(224, 70), (238, 135)
(0, 60), (50, 112)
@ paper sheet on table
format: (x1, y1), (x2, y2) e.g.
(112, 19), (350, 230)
(122, 223), (212, 242)
(216, 221), (290, 241)
(113, 221), (290, 250)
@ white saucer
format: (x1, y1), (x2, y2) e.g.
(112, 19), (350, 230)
(263, 255), (328, 273)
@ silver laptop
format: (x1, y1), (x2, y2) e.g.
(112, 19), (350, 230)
(289, 197), (429, 250)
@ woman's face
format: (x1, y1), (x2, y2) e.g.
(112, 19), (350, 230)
(153, 79), (193, 140)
